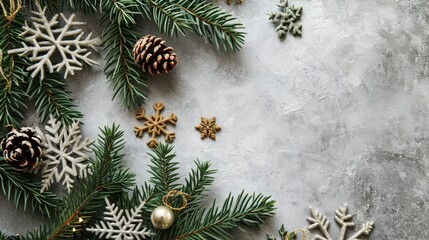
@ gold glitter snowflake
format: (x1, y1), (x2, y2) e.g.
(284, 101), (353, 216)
(134, 103), (177, 148)
(195, 117), (221, 140)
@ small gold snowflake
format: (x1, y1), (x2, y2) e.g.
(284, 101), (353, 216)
(195, 117), (221, 140)
(134, 103), (177, 148)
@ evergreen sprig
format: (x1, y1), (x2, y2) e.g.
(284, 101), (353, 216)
(266, 224), (297, 240)
(23, 124), (135, 239)
(0, 158), (61, 219)
(119, 143), (276, 240)
(0, 231), (7, 240)
(143, 0), (245, 51)
(100, 0), (148, 109)
(173, 0), (246, 51)
(27, 72), (83, 127)
(0, 7), (28, 136)
(148, 143), (180, 192)
(0, 1), (83, 132)
(1, 0), (246, 122)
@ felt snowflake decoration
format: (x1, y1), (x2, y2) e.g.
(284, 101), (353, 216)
(307, 204), (374, 240)
(36, 116), (93, 193)
(269, 0), (303, 39)
(8, 2), (100, 79)
(87, 197), (153, 240)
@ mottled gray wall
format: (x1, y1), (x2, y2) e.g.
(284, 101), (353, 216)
(1, 0), (428, 239)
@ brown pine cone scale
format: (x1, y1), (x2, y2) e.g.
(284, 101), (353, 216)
(1, 127), (43, 171)
(133, 35), (178, 75)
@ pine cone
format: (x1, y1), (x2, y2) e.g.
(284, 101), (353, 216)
(132, 35), (178, 75)
(1, 127), (43, 171)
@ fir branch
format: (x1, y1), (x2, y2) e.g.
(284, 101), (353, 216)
(168, 191), (275, 240)
(181, 160), (216, 214)
(24, 0), (60, 12)
(0, 73), (27, 135)
(27, 72), (83, 126)
(66, 0), (97, 13)
(141, 0), (245, 51)
(101, 0), (148, 109)
(174, 0), (246, 51)
(266, 224), (296, 240)
(144, 0), (192, 36)
(0, 7), (28, 135)
(119, 183), (160, 223)
(0, 158), (61, 218)
(148, 142), (180, 193)
(0, 231), (6, 240)
(23, 124), (136, 240)
(123, 144), (275, 240)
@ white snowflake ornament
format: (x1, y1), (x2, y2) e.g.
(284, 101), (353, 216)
(87, 197), (154, 240)
(37, 116), (93, 193)
(8, 2), (101, 79)
(307, 204), (374, 240)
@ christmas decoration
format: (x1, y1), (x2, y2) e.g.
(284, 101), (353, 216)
(11, 126), (274, 239)
(195, 116), (221, 140)
(86, 197), (153, 239)
(134, 103), (177, 148)
(5, 234), (21, 240)
(1, 127), (43, 171)
(0, 157), (60, 219)
(36, 116), (93, 193)
(150, 206), (175, 230)
(0, 1), (245, 132)
(132, 35), (178, 75)
(307, 204), (374, 240)
(266, 225), (304, 240)
(8, 2), (101, 79)
(269, 0), (303, 39)
(101, 0), (245, 109)
(162, 190), (189, 211)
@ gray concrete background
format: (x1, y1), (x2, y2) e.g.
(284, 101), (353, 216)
(1, 0), (428, 239)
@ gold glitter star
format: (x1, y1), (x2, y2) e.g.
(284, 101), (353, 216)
(195, 117), (221, 140)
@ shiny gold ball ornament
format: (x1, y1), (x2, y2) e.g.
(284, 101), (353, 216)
(150, 206), (175, 230)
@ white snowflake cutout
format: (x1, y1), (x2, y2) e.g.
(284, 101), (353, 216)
(307, 204), (374, 240)
(8, 2), (101, 79)
(37, 116), (93, 193)
(87, 197), (154, 240)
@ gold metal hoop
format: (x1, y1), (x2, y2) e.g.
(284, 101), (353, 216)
(162, 190), (189, 211)
(285, 228), (308, 240)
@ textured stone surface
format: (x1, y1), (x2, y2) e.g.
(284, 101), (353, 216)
(1, 0), (429, 239)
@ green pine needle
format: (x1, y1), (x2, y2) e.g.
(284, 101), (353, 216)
(174, 0), (246, 51)
(148, 143), (180, 192)
(0, 231), (7, 240)
(0, 159), (61, 219)
(100, 0), (148, 109)
(27, 73), (83, 127)
(0, 8), (29, 135)
(144, 0), (192, 36)
(121, 142), (275, 240)
(23, 124), (136, 240)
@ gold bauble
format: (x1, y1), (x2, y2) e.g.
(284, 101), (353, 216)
(151, 206), (175, 230)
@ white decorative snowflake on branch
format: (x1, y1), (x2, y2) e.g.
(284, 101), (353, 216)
(8, 2), (100, 79)
(86, 197), (154, 240)
(307, 204), (374, 240)
(36, 116), (93, 193)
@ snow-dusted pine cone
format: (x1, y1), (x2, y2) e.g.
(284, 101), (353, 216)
(132, 35), (178, 75)
(1, 127), (43, 171)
